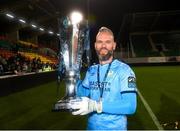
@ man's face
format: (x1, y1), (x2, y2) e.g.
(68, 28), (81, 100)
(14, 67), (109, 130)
(95, 32), (116, 61)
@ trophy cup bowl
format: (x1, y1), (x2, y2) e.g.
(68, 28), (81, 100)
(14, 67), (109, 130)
(53, 12), (86, 111)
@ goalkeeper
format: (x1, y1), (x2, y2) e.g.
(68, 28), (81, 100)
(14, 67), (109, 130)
(69, 27), (137, 130)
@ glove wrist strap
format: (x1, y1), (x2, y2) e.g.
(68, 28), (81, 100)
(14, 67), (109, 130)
(96, 100), (102, 113)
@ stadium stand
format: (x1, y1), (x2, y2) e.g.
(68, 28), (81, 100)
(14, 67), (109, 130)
(19, 52), (51, 64)
(131, 34), (160, 57)
(117, 10), (180, 61)
(0, 39), (15, 51)
(151, 33), (180, 56)
(0, 36), (57, 76)
(0, 49), (15, 59)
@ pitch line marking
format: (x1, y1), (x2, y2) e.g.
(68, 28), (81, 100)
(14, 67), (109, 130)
(137, 89), (164, 130)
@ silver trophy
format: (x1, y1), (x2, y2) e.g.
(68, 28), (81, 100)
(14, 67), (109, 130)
(54, 12), (89, 111)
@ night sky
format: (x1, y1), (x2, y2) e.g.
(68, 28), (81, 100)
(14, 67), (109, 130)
(86, 0), (179, 36)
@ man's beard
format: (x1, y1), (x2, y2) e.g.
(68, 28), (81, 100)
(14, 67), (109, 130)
(96, 48), (113, 61)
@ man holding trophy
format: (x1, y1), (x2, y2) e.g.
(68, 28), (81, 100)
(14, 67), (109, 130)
(55, 11), (137, 130)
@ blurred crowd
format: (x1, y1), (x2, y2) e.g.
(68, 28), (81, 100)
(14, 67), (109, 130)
(0, 53), (56, 76)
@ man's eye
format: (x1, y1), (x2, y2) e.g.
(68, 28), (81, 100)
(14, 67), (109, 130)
(96, 41), (103, 44)
(106, 41), (111, 44)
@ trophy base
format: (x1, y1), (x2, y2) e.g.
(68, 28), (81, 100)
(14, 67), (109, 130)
(52, 99), (72, 112)
(52, 97), (81, 112)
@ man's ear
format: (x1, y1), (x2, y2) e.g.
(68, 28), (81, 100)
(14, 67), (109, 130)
(94, 42), (96, 49)
(113, 42), (116, 50)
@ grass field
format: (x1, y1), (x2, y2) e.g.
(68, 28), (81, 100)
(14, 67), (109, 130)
(0, 66), (180, 130)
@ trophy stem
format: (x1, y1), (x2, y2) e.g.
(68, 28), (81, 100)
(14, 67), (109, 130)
(65, 70), (77, 98)
(53, 70), (77, 111)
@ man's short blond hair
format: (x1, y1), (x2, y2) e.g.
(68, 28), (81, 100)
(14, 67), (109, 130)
(96, 26), (114, 40)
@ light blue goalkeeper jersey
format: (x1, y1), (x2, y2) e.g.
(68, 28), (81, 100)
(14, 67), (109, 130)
(76, 59), (137, 130)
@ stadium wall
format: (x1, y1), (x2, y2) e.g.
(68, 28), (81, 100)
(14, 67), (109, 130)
(0, 71), (57, 97)
(114, 52), (180, 66)
(122, 56), (180, 63)
(122, 56), (180, 66)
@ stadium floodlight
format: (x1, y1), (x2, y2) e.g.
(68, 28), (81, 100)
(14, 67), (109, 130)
(19, 19), (26, 24)
(39, 27), (44, 31)
(31, 24), (37, 28)
(6, 13), (14, 19)
(70, 11), (83, 25)
(48, 31), (54, 34)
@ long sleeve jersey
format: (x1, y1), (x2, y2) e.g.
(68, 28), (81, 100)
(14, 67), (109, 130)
(76, 59), (137, 130)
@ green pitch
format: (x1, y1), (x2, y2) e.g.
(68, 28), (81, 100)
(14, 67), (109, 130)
(0, 66), (180, 130)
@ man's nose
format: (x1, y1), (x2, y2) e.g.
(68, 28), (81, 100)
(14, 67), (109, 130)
(102, 42), (106, 47)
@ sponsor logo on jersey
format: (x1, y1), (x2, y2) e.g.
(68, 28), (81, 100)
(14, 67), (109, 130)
(90, 81), (111, 92)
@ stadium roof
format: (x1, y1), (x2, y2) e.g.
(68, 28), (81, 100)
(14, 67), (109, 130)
(117, 10), (180, 46)
(0, 0), (179, 41)
(121, 10), (180, 34)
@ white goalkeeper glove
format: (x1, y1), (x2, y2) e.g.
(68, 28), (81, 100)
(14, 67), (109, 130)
(69, 97), (102, 115)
